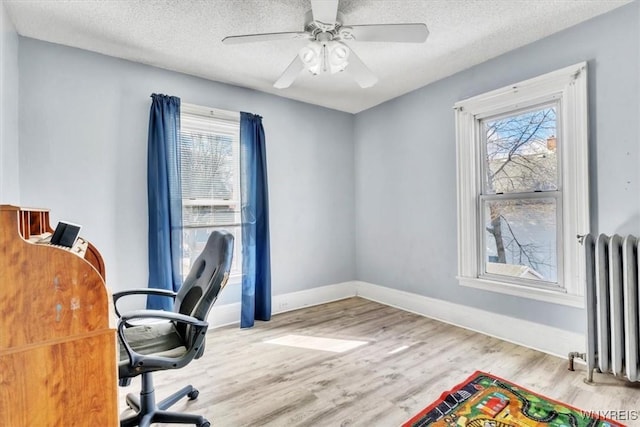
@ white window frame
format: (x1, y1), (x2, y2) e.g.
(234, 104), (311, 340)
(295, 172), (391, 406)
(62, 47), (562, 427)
(180, 102), (242, 282)
(454, 62), (589, 307)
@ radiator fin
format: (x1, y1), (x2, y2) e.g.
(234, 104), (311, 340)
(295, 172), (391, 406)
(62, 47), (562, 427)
(586, 233), (640, 382)
(623, 235), (639, 381)
(595, 234), (611, 374)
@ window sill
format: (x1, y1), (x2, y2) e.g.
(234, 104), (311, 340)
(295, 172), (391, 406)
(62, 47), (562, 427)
(457, 276), (584, 308)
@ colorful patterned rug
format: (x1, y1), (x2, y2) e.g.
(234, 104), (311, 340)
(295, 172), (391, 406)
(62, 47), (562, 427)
(403, 371), (623, 427)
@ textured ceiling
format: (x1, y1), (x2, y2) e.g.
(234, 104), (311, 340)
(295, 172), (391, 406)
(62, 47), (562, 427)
(4, 0), (632, 113)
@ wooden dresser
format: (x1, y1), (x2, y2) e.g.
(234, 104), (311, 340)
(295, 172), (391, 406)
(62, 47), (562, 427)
(0, 205), (118, 425)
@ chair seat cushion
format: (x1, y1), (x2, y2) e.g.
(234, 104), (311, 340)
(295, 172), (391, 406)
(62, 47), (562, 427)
(118, 322), (188, 378)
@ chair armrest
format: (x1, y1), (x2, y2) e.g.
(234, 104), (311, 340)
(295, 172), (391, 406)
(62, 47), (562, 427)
(112, 288), (177, 318)
(119, 309), (207, 326)
(117, 310), (209, 373)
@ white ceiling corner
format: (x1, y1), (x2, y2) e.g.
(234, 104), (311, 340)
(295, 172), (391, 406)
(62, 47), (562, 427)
(4, 0), (632, 113)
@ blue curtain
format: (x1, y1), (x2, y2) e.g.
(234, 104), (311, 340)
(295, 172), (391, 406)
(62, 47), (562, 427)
(146, 94), (183, 310)
(240, 112), (271, 328)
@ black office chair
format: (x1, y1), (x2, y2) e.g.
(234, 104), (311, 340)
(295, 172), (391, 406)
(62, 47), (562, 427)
(113, 230), (234, 427)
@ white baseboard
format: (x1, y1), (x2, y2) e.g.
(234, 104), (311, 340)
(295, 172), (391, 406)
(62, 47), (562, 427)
(208, 301), (241, 328)
(208, 281), (357, 328)
(353, 281), (585, 360)
(208, 280), (585, 360)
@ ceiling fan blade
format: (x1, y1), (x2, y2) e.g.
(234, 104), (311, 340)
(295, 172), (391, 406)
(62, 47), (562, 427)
(273, 55), (306, 89)
(311, 0), (339, 26)
(222, 31), (308, 44)
(346, 23), (429, 43)
(345, 48), (377, 88)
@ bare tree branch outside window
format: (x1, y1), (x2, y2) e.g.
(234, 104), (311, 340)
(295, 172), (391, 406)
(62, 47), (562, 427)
(482, 105), (559, 282)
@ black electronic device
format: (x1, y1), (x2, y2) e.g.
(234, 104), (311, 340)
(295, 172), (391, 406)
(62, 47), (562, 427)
(50, 221), (82, 248)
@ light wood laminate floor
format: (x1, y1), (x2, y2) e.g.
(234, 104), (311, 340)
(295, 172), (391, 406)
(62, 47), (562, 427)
(118, 297), (640, 426)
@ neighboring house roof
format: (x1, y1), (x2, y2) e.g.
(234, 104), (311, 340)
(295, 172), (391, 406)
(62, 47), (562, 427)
(486, 261), (544, 280)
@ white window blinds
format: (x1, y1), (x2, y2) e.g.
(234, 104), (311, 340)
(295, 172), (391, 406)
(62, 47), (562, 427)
(179, 105), (240, 228)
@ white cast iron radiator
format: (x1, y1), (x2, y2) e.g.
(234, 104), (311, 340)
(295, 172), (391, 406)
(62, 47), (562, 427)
(581, 233), (639, 382)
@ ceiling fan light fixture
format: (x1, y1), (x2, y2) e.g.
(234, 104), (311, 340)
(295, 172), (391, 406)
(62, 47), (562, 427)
(328, 41), (349, 73)
(298, 44), (322, 75)
(299, 41), (349, 75)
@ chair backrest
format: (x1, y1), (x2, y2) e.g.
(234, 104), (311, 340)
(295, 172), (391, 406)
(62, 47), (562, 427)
(174, 230), (234, 340)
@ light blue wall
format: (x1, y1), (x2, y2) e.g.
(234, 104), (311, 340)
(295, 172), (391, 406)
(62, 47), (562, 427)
(18, 38), (356, 307)
(354, 1), (640, 333)
(13, 1), (640, 333)
(0, 2), (19, 204)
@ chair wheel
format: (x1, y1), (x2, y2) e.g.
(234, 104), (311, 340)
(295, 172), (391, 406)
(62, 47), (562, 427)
(198, 420), (210, 427)
(188, 389), (200, 400)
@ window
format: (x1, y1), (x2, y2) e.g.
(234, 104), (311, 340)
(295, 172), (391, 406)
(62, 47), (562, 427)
(180, 103), (242, 280)
(454, 63), (589, 307)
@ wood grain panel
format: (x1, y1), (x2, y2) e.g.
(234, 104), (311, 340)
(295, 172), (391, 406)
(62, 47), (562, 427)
(0, 205), (117, 426)
(0, 206), (109, 349)
(0, 331), (118, 425)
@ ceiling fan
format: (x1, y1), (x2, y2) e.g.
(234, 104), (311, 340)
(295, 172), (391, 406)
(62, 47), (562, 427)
(221, 0), (429, 89)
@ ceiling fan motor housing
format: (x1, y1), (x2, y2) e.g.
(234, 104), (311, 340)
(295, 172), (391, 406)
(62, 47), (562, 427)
(304, 11), (351, 41)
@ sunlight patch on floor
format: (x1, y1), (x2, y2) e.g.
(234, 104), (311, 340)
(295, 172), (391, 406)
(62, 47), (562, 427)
(264, 334), (368, 353)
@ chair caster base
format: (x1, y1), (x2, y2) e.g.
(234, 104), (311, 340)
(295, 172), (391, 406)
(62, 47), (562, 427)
(119, 373), (208, 427)
(188, 389), (199, 400)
